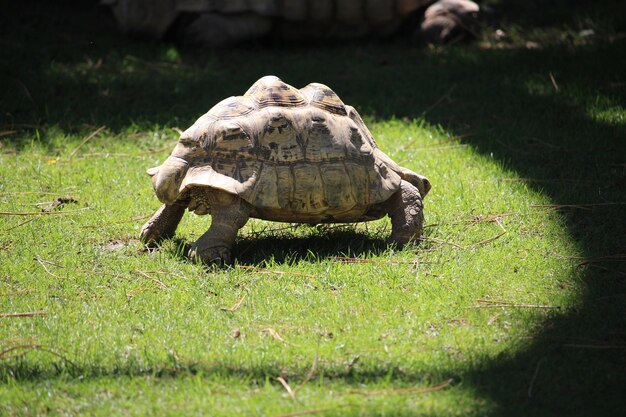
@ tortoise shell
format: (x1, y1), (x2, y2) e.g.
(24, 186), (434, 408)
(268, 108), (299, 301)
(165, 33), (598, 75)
(173, 75), (403, 223)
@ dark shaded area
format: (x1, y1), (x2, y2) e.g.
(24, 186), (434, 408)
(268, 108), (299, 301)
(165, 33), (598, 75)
(1, 1), (625, 416)
(236, 229), (388, 265)
(152, 228), (390, 266)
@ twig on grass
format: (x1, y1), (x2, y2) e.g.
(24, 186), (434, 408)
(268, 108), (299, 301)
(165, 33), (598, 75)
(411, 144), (469, 152)
(277, 376), (296, 400)
(562, 343), (626, 349)
(422, 236), (465, 250)
(472, 231), (507, 247)
(3, 217), (37, 231)
(487, 313), (501, 326)
(549, 72), (560, 92)
(35, 256), (62, 279)
(134, 270), (167, 289)
(468, 213), (515, 224)
(327, 256), (419, 266)
(68, 125), (106, 158)
(0, 289), (31, 297)
(236, 265), (317, 279)
(262, 328), (289, 344)
(468, 299), (560, 309)
(0, 311), (47, 318)
(0, 130), (17, 137)
(0, 208), (89, 216)
(126, 286), (147, 298)
(275, 406), (346, 417)
(0, 191), (64, 197)
(0, 343), (77, 368)
(471, 217), (508, 247)
(423, 85), (457, 115)
(294, 354), (319, 394)
(528, 357), (545, 398)
(221, 294), (246, 312)
(351, 378), (454, 396)
(530, 202), (626, 210)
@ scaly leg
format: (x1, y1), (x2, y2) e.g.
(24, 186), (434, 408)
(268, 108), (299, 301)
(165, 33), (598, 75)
(140, 203), (186, 245)
(188, 190), (250, 265)
(385, 180), (425, 247)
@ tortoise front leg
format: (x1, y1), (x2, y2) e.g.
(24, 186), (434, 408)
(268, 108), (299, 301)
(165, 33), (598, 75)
(188, 190), (250, 265)
(140, 203), (186, 245)
(384, 180), (425, 247)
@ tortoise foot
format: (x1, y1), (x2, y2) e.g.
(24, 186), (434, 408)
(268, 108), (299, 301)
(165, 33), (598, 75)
(188, 244), (232, 265)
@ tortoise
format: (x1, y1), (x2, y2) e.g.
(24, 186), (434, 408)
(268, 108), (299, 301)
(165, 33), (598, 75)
(104, 0), (479, 46)
(103, 0), (433, 42)
(141, 76), (431, 264)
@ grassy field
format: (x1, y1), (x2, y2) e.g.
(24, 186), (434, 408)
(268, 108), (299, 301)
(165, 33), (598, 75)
(1, 1), (625, 416)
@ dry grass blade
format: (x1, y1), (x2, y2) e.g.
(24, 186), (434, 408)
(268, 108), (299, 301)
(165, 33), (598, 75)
(0, 191), (63, 196)
(423, 236), (466, 250)
(236, 265), (317, 279)
(276, 376), (296, 400)
(528, 357), (545, 398)
(3, 217), (37, 231)
(468, 213), (515, 224)
(262, 328), (288, 344)
(562, 343), (626, 349)
(68, 125), (106, 158)
(275, 406), (345, 417)
(0, 311), (47, 318)
(530, 202), (626, 210)
(487, 313), (501, 326)
(0, 130), (17, 137)
(0, 343), (77, 367)
(0, 208), (90, 216)
(469, 299), (560, 309)
(0, 240), (13, 251)
(134, 270), (168, 289)
(126, 286), (147, 298)
(328, 256), (419, 266)
(423, 85), (456, 115)
(35, 257), (63, 268)
(35, 256), (62, 278)
(549, 72), (560, 92)
(351, 378), (454, 396)
(472, 231), (506, 247)
(221, 294), (246, 312)
(0, 289), (31, 297)
(295, 355), (318, 394)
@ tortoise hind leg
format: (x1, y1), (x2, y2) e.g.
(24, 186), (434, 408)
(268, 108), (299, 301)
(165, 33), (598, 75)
(188, 190), (251, 265)
(140, 203), (186, 246)
(384, 180), (425, 247)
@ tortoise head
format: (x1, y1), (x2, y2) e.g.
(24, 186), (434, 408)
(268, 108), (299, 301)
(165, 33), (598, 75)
(148, 130), (205, 204)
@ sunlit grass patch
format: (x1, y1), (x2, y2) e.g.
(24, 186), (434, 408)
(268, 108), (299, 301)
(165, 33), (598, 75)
(0, 115), (584, 415)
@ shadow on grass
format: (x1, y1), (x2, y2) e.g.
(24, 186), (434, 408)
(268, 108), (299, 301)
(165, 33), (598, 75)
(157, 228), (390, 266)
(1, 1), (625, 416)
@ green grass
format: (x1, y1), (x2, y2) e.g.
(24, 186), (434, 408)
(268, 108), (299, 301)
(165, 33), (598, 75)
(1, 1), (625, 416)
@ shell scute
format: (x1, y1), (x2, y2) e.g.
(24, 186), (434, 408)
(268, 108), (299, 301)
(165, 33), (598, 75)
(292, 163), (326, 213)
(301, 82), (348, 116)
(244, 75), (306, 108)
(208, 96), (257, 119)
